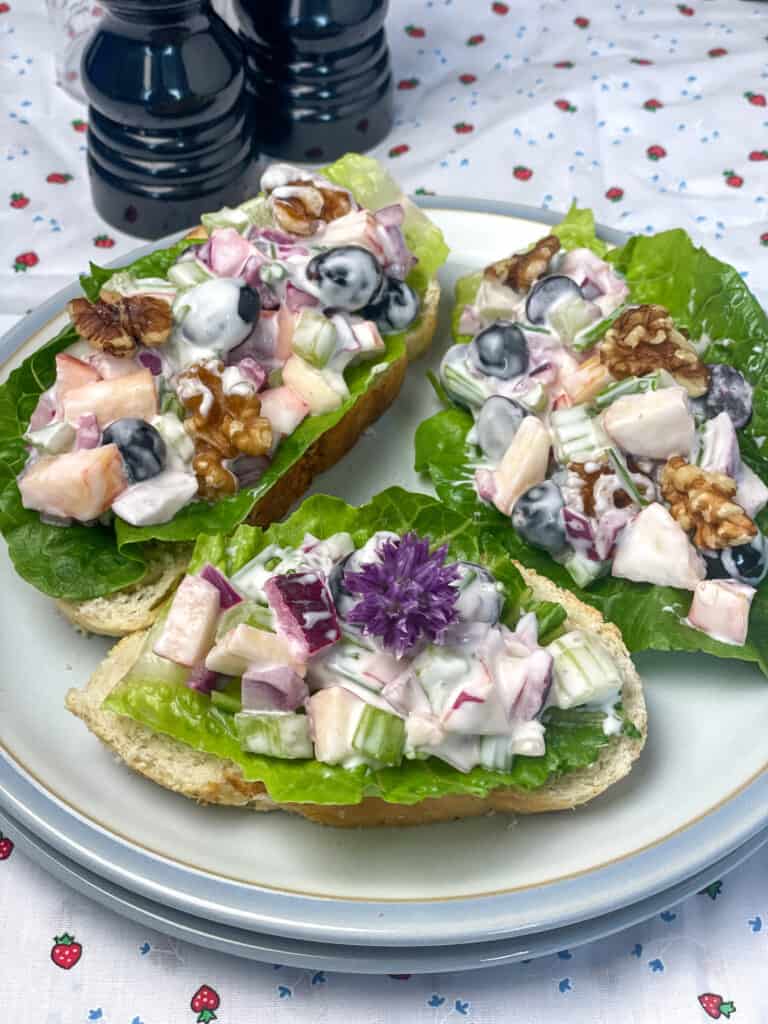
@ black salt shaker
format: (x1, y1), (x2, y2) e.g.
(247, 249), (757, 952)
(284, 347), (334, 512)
(235, 0), (393, 162)
(82, 0), (260, 239)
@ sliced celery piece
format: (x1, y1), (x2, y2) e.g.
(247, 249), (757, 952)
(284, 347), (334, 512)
(235, 711), (313, 758)
(352, 705), (405, 767)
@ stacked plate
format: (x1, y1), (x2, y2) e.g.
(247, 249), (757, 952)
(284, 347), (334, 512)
(2, 202), (767, 973)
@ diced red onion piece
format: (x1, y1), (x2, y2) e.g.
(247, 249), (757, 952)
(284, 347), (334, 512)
(75, 413), (101, 450)
(264, 572), (340, 657)
(384, 226), (416, 280)
(563, 507), (601, 560)
(231, 455), (270, 488)
(510, 648), (553, 721)
(242, 664), (308, 711)
(186, 663), (220, 693)
(209, 227), (253, 278)
(375, 203), (405, 227)
(236, 357), (267, 391)
(198, 563), (243, 609)
(137, 350), (163, 376)
(285, 281), (320, 313)
(594, 507), (635, 561)
(29, 389), (57, 430)
(196, 239), (212, 265)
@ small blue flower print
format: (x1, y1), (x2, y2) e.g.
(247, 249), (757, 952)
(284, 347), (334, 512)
(631, 944), (643, 957)
(428, 994), (445, 1007)
(649, 958), (665, 972)
(454, 1000), (470, 1015)
(559, 979), (573, 993)
(749, 916), (762, 933)
(277, 985), (292, 998)
(660, 910), (677, 922)
(87, 1012), (102, 1022)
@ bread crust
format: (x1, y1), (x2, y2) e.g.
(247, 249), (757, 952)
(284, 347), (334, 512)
(57, 280), (439, 635)
(65, 562), (647, 827)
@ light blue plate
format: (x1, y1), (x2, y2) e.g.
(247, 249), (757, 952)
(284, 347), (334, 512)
(1, 200), (767, 952)
(2, 803), (765, 973)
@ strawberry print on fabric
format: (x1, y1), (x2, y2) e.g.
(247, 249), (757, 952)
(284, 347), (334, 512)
(0, 832), (13, 859)
(699, 994), (736, 1019)
(13, 251), (38, 272)
(190, 985), (220, 1023)
(50, 933), (82, 970)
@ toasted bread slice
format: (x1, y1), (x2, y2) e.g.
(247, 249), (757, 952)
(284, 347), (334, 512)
(65, 563), (646, 827)
(58, 278), (440, 636)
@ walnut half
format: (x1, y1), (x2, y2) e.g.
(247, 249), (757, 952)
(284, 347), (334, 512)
(484, 234), (561, 293)
(598, 304), (709, 397)
(68, 295), (172, 357)
(177, 361), (272, 500)
(268, 181), (353, 237)
(661, 455), (757, 550)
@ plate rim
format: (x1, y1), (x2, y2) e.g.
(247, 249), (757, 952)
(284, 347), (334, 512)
(1, 198), (767, 948)
(3, 801), (766, 974)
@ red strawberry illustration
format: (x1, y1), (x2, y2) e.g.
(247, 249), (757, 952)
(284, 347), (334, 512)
(388, 144), (410, 158)
(10, 192), (29, 209)
(554, 98), (577, 113)
(13, 250), (38, 272)
(644, 98), (663, 111)
(0, 3), (10, 12)
(708, 47), (727, 57)
(454, 121), (474, 134)
(459, 73), (477, 85)
(698, 993), (736, 1020)
(646, 144), (667, 160)
(745, 92), (766, 107)
(51, 933), (82, 970)
(0, 832), (14, 859)
(397, 77), (419, 90)
(190, 985), (220, 1023)
(466, 33), (485, 45)
(574, 15), (589, 27)
(677, 3), (694, 14)
(46, 172), (73, 183)
(71, 118), (88, 133)
(605, 186), (624, 202)
(749, 150), (768, 161)
(723, 170), (743, 188)
(761, 231), (768, 246)
(631, 57), (654, 64)
(94, 234), (115, 248)
(405, 24), (425, 38)
(492, 2), (509, 13)
(513, 165), (533, 181)
(554, 60), (574, 68)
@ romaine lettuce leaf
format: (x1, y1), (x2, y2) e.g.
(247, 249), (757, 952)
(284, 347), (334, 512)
(418, 219), (768, 675)
(105, 488), (618, 805)
(0, 158), (448, 599)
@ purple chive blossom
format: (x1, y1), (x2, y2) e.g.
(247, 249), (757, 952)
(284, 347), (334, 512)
(344, 533), (461, 657)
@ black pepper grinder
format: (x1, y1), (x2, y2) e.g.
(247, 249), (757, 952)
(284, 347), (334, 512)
(235, 0), (393, 162)
(82, 0), (261, 239)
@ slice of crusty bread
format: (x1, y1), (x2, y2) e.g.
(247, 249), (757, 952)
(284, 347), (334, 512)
(65, 562), (646, 827)
(57, 544), (191, 638)
(57, 279), (440, 635)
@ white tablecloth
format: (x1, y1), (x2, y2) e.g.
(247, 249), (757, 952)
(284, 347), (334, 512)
(2, 0), (767, 1020)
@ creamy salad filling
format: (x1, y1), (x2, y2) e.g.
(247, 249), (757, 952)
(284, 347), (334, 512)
(18, 164), (422, 529)
(128, 531), (627, 771)
(440, 234), (767, 648)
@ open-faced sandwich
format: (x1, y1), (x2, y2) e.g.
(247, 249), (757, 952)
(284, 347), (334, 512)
(0, 155), (447, 636)
(417, 208), (768, 674)
(66, 489), (646, 827)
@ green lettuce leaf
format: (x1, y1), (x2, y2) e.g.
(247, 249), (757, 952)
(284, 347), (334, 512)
(105, 488), (618, 805)
(0, 159), (448, 599)
(417, 220), (768, 675)
(551, 203), (610, 258)
(79, 237), (199, 302)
